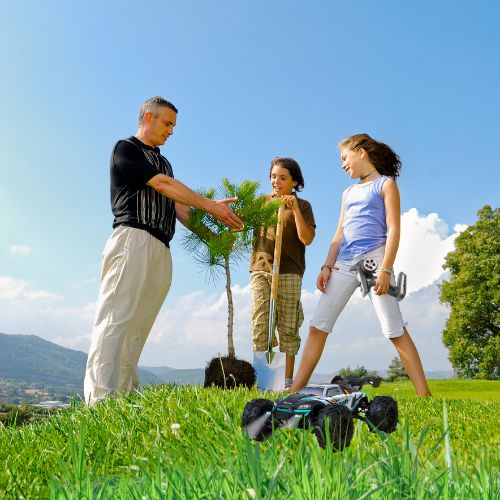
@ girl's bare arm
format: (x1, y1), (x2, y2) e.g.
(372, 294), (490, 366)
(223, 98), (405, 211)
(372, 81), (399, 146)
(374, 178), (401, 295)
(317, 191), (346, 292)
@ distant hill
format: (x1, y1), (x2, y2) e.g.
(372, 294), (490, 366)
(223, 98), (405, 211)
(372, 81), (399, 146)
(143, 366), (205, 385)
(0, 333), (162, 402)
(0, 332), (87, 386)
(0, 333), (453, 403)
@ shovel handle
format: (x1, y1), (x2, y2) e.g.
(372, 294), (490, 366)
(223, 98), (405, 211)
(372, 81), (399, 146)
(270, 203), (285, 300)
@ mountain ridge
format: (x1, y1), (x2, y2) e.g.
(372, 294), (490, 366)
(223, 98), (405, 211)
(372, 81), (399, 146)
(0, 333), (454, 403)
(0, 333), (162, 402)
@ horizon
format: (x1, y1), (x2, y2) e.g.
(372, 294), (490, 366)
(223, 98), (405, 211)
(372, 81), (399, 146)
(1, 331), (455, 378)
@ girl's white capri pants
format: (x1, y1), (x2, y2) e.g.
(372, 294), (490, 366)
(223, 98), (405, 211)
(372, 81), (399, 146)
(310, 246), (406, 339)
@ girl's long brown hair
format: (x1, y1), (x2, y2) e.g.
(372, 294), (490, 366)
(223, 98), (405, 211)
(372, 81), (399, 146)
(339, 133), (401, 179)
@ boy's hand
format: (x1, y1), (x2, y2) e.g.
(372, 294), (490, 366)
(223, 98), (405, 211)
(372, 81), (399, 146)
(281, 195), (297, 210)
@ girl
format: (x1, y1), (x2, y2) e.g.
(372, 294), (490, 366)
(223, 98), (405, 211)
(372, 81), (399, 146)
(289, 134), (431, 397)
(250, 157), (316, 387)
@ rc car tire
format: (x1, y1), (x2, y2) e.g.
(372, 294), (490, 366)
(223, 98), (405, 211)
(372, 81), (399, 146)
(314, 405), (354, 450)
(366, 396), (398, 433)
(241, 398), (274, 442)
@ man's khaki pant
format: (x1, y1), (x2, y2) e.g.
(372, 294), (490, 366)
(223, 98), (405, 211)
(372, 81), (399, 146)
(84, 226), (172, 405)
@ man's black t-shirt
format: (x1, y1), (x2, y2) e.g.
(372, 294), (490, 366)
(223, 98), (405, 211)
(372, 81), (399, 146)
(110, 136), (176, 246)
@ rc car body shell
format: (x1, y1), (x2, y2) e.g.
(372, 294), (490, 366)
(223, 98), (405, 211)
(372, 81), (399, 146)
(273, 384), (368, 425)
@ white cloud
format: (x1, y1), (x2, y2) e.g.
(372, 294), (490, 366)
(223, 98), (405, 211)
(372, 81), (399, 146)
(0, 208), (459, 376)
(140, 208), (459, 372)
(9, 245), (31, 256)
(0, 276), (62, 301)
(140, 278), (453, 374)
(0, 276), (93, 351)
(145, 286), (253, 357)
(395, 208), (465, 293)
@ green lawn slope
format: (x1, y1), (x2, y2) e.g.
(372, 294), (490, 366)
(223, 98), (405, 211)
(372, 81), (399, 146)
(0, 380), (498, 498)
(365, 379), (500, 401)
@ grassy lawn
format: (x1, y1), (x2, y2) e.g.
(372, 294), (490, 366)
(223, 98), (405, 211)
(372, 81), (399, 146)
(365, 379), (500, 401)
(0, 380), (498, 498)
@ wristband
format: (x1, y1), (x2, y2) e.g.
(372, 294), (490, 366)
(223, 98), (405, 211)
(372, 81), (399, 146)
(379, 267), (392, 275)
(321, 264), (333, 272)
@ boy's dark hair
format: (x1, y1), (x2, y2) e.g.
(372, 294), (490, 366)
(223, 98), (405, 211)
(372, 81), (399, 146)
(139, 96), (178, 123)
(269, 157), (305, 192)
(339, 133), (402, 179)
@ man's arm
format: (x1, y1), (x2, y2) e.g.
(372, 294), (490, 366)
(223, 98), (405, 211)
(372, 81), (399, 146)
(175, 202), (191, 228)
(175, 202), (221, 243)
(148, 174), (242, 230)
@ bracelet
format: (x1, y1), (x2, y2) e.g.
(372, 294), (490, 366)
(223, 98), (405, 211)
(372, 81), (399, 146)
(321, 264), (333, 272)
(379, 267), (392, 275)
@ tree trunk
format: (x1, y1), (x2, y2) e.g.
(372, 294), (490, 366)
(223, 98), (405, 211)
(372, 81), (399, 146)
(225, 256), (235, 358)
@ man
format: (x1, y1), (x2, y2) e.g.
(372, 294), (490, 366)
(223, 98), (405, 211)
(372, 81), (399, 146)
(84, 96), (242, 405)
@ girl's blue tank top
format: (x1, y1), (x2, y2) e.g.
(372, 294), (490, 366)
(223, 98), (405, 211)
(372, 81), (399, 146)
(337, 175), (389, 261)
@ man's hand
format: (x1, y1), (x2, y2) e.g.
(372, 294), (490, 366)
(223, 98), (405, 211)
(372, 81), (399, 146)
(209, 197), (243, 230)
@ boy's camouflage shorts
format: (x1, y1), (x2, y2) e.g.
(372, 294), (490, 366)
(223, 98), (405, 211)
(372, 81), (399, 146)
(251, 271), (304, 356)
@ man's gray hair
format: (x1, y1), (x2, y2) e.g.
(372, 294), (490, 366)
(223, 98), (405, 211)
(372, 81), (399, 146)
(139, 97), (178, 123)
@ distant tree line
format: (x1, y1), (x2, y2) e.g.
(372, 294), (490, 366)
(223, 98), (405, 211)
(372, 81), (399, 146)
(0, 379), (79, 404)
(338, 357), (408, 382)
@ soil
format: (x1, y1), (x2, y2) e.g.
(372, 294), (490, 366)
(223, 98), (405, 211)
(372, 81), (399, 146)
(204, 355), (256, 389)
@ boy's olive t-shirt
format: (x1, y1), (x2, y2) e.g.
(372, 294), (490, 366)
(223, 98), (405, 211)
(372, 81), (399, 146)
(250, 195), (315, 277)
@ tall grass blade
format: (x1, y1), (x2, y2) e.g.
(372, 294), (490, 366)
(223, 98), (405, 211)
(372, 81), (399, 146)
(442, 400), (452, 482)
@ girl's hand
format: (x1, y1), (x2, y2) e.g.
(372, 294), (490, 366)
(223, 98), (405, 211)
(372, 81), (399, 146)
(317, 268), (331, 293)
(373, 271), (391, 295)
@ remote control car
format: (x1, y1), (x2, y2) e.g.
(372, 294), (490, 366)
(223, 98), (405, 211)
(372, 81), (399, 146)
(242, 376), (398, 450)
(352, 258), (407, 300)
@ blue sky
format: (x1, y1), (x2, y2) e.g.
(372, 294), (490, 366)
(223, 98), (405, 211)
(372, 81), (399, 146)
(1, 1), (498, 372)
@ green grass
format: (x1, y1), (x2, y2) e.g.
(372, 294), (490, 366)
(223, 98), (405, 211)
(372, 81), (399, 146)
(0, 381), (498, 498)
(365, 379), (500, 402)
